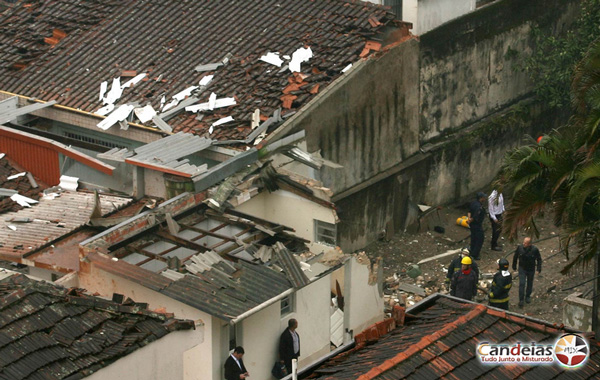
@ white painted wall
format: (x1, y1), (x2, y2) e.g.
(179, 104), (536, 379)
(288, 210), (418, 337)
(86, 328), (203, 380)
(235, 189), (337, 254)
(79, 268), (216, 380)
(344, 256), (384, 335)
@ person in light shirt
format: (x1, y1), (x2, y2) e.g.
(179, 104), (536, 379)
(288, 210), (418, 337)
(488, 190), (505, 251)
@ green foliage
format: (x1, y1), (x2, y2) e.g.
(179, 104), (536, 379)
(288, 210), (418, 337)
(498, 38), (600, 273)
(522, 0), (600, 108)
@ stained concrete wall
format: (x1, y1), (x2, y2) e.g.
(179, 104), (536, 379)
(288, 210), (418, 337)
(319, 0), (579, 252)
(563, 292), (594, 332)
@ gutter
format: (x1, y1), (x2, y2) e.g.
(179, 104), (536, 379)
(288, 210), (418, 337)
(229, 288), (294, 325)
(0, 90), (165, 133)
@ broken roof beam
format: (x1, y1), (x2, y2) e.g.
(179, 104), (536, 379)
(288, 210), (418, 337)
(192, 148), (258, 192)
(154, 229), (209, 253)
(0, 100), (57, 125)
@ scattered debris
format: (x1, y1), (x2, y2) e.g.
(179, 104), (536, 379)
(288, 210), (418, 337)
(58, 175), (79, 191)
(199, 75), (214, 86)
(289, 47), (313, 73)
(341, 64), (352, 73)
(10, 194), (38, 208)
(133, 105), (157, 123)
(6, 172), (26, 181)
(260, 52), (284, 67)
(97, 104), (134, 130)
(121, 73), (146, 89)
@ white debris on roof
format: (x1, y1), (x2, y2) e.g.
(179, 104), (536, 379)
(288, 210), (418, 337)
(103, 77), (123, 105)
(0, 154), (5, 160)
(59, 175), (79, 191)
(121, 73), (147, 89)
(283, 54), (291, 60)
(208, 92), (217, 110)
(7, 225), (16, 231)
(289, 47), (313, 73)
(10, 194), (38, 208)
(185, 97), (236, 113)
(160, 95), (166, 109)
(161, 98), (179, 112)
(251, 109), (260, 129)
(133, 104), (157, 123)
(341, 64), (352, 73)
(96, 103), (114, 116)
(99, 81), (107, 102)
(199, 75), (214, 86)
(97, 104), (134, 130)
(173, 86), (198, 102)
(209, 116), (234, 134)
(6, 172), (26, 180)
(260, 52), (284, 67)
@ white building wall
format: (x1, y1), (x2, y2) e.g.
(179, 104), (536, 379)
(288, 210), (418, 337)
(344, 256), (385, 335)
(79, 268), (217, 380)
(235, 189), (337, 254)
(86, 328), (203, 380)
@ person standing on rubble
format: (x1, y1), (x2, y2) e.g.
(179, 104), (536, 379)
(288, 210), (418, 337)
(488, 190), (505, 251)
(445, 247), (479, 290)
(450, 256), (478, 301)
(512, 237), (542, 308)
(468, 192), (487, 260)
(489, 258), (512, 310)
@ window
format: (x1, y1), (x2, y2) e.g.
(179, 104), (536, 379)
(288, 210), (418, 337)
(64, 131), (127, 149)
(280, 294), (295, 317)
(314, 220), (336, 246)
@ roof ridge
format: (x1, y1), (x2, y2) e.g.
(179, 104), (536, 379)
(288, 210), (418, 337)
(356, 303), (487, 380)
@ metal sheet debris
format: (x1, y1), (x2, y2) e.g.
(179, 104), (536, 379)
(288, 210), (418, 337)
(59, 175), (79, 191)
(134, 104), (157, 123)
(121, 73), (147, 89)
(97, 104), (134, 130)
(99, 81), (107, 101)
(10, 194), (38, 207)
(103, 77), (122, 104)
(96, 103), (114, 116)
(152, 115), (173, 133)
(199, 75), (214, 86)
(289, 47), (312, 73)
(342, 64), (352, 73)
(6, 172), (26, 180)
(260, 52), (284, 67)
(173, 86), (198, 102)
(185, 97), (236, 113)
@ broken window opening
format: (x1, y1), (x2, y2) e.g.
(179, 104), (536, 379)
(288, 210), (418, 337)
(280, 294), (295, 317)
(314, 220), (336, 246)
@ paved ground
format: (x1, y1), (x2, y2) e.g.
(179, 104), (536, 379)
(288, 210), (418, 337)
(363, 203), (593, 325)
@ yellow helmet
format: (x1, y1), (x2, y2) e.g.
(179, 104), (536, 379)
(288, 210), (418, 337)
(461, 256), (472, 265)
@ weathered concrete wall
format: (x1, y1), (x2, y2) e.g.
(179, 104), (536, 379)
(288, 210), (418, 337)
(419, 0), (577, 141)
(331, 0), (579, 252)
(563, 292), (593, 332)
(286, 39), (420, 195)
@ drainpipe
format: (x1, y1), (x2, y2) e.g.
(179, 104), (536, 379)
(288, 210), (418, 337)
(229, 288), (294, 325)
(292, 359), (298, 380)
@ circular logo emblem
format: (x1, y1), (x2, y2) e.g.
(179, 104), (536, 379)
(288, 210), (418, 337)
(554, 334), (589, 367)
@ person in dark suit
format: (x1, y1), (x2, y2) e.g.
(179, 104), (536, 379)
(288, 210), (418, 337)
(224, 346), (249, 380)
(279, 319), (300, 374)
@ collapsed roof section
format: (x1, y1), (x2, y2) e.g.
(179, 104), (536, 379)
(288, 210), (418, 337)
(80, 192), (326, 321)
(0, 273), (194, 380)
(0, 0), (408, 144)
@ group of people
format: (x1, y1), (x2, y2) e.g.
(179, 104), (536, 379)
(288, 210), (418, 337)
(449, 190), (543, 310)
(224, 319), (301, 380)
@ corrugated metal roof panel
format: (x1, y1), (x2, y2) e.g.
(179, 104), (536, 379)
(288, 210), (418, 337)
(0, 192), (132, 262)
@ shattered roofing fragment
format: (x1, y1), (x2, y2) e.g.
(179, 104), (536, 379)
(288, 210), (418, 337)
(0, 0), (405, 142)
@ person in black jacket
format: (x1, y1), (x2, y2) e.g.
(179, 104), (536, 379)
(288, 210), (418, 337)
(512, 237), (542, 308)
(224, 346), (249, 380)
(279, 319), (300, 374)
(489, 258), (512, 310)
(446, 247), (479, 289)
(468, 192), (487, 260)
(451, 256), (478, 301)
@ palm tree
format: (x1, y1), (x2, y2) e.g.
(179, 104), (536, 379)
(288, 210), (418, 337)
(496, 38), (600, 335)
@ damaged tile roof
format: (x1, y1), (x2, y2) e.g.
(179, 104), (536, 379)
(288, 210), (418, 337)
(0, 273), (194, 380)
(82, 193), (315, 321)
(0, 190), (132, 263)
(309, 295), (600, 379)
(0, 0), (406, 142)
(0, 155), (48, 214)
